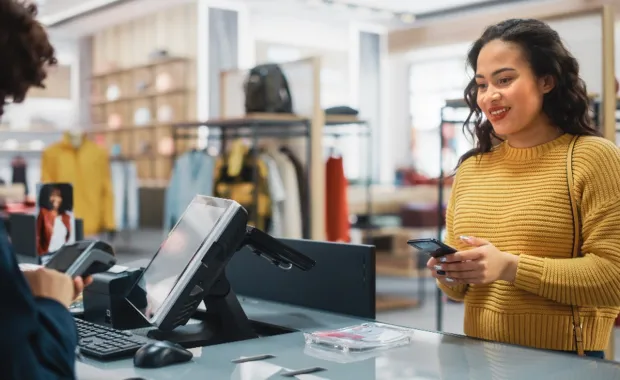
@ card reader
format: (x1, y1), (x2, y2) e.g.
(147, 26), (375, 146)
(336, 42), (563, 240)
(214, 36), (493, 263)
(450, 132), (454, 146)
(45, 240), (117, 278)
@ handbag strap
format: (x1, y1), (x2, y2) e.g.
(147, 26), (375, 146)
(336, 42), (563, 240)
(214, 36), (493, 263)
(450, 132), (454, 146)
(566, 135), (585, 356)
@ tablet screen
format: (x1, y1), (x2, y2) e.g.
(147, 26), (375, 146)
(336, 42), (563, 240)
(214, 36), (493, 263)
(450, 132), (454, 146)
(128, 196), (233, 323)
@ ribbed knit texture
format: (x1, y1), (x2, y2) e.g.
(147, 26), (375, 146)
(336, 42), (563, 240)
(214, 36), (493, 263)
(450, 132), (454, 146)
(439, 133), (620, 352)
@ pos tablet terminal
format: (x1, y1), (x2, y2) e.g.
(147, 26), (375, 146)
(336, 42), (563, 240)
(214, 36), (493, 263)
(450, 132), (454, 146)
(126, 195), (315, 349)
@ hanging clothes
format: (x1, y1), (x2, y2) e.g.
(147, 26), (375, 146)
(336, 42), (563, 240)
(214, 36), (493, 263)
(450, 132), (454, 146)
(214, 141), (271, 231)
(40, 132), (115, 236)
(163, 150), (215, 232)
(11, 155), (28, 196)
(265, 147), (302, 239)
(279, 146), (307, 238)
(325, 156), (350, 242)
(111, 161), (139, 231)
(260, 152), (286, 237)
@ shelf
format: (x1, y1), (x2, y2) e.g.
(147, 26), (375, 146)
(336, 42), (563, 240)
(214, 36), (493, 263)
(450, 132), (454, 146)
(91, 57), (189, 79)
(91, 88), (188, 106)
(198, 113), (309, 128)
(444, 98), (468, 108)
(324, 114), (366, 126)
(86, 124), (170, 133)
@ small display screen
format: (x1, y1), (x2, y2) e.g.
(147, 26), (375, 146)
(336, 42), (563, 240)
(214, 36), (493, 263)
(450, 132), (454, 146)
(128, 196), (233, 322)
(45, 247), (83, 273)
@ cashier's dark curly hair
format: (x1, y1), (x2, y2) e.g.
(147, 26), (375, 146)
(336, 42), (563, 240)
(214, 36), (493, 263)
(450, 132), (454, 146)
(457, 18), (600, 168)
(0, 0), (57, 117)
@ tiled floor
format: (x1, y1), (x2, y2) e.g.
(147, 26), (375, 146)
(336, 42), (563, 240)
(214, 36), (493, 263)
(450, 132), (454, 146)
(111, 228), (620, 361)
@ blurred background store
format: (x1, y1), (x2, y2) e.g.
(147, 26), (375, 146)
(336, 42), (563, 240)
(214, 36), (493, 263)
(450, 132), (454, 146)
(4, 0), (620, 361)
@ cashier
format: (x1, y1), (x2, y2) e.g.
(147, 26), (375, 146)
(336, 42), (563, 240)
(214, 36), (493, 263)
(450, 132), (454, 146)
(0, 1), (90, 378)
(428, 18), (620, 359)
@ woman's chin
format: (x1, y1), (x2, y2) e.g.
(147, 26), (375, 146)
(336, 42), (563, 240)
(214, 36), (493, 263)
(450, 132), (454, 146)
(491, 123), (518, 137)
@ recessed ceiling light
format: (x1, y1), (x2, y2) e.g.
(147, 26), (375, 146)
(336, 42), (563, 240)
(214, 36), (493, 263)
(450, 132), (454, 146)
(400, 13), (416, 23)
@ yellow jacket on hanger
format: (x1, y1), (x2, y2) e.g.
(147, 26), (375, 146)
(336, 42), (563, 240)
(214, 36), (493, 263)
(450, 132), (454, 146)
(41, 133), (116, 236)
(213, 140), (271, 230)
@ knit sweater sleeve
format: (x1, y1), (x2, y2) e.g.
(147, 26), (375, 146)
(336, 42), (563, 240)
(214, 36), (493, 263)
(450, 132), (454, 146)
(437, 170), (469, 301)
(514, 138), (620, 307)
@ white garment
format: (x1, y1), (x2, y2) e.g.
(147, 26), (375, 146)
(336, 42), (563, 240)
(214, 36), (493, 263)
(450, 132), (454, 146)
(48, 215), (67, 252)
(265, 149), (302, 239)
(260, 153), (286, 237)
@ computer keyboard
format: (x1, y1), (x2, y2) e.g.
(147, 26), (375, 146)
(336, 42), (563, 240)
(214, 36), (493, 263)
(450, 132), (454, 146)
(75, 318), (149, 361)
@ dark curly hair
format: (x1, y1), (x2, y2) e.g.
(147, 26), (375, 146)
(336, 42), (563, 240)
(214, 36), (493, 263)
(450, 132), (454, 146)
(458, 18), (600, 168)
(0, 0), (57, 116)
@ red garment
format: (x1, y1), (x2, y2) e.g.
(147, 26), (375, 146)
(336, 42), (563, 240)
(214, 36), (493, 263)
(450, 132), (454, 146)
(325, 156), (350, 242)
(36, 208), (71, 255)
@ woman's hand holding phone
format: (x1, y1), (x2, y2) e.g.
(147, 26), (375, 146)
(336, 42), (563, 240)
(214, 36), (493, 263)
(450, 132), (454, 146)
(426, 236), (519, 285)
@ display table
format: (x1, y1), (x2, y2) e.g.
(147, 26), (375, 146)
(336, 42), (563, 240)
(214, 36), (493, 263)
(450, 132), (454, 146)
(77, 297), (620, 380)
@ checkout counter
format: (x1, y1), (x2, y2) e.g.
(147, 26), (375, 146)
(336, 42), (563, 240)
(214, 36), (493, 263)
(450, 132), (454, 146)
(20, 196), (620, 380)
(75, 234), (620, 380)
(76, 296), (620, 380)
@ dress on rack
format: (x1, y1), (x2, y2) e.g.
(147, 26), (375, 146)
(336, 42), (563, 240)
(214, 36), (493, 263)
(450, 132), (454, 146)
(260, 153), (286, 237)
(325, 155), (350, 242)
(11, 155), (28, 196)
(111, 161), (139, 231)
(40, 133), (115, 236)
(163, 150), (215, 232)
(279, 146), (307, 237)
(265, 147), (302, 239)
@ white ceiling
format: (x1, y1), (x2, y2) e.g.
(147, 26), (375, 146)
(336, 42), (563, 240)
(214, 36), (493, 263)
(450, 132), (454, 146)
(42, 0), (533, 35)
(331, 0), (490, 14)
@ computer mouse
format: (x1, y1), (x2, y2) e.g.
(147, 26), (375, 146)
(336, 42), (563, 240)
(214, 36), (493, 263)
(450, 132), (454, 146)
(133, 340), (193, 369)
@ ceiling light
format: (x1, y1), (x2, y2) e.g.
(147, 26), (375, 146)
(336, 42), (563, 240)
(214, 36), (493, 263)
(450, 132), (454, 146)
(400, 13), (416, 23)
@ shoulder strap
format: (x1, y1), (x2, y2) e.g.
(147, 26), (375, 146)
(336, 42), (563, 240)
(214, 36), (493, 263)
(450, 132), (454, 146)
(566, 135), (584, 356)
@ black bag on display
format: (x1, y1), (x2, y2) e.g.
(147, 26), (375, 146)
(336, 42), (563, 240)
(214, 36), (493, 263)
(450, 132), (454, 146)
(244, 64), (293, 114)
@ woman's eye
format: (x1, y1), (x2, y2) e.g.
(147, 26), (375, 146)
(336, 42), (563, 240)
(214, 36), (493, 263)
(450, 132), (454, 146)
(498, 77), (512, 85)
(476, 83), (487, 90)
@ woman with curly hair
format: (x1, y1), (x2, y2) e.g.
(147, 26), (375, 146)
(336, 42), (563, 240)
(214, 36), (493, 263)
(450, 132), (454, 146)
(427, 19), (620, 359)
(0, 1), (90, 378)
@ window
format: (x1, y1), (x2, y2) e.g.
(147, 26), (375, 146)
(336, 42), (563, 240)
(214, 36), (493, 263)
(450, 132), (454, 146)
(409, 52), (473, 178)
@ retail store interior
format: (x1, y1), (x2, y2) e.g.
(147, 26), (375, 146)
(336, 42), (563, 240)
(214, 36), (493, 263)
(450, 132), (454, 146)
(5, 0), (620, 377)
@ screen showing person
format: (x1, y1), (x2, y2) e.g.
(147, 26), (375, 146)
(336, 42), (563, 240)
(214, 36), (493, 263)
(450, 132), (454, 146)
(130, 196), (231, 321)
(36, 183), (75, 256)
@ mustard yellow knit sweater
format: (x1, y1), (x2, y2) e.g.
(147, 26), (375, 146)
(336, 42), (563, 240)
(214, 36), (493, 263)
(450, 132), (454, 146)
(439, 133), (620, 351)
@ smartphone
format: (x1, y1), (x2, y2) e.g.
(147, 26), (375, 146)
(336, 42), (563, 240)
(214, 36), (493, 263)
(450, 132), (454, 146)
(407, 238), (457, 258)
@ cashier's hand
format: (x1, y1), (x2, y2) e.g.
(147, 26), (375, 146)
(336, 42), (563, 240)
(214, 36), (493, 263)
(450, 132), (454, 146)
(22, 267), (92, 308)
(426, 236), (518, 285)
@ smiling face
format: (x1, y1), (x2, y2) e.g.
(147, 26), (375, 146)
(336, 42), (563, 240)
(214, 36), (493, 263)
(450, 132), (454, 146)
(475, 39), (555, 139)
(49, 188), (62, 210)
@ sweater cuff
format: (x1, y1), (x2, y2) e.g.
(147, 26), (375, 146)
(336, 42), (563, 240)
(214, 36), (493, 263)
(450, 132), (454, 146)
(514, 254), (545, 295)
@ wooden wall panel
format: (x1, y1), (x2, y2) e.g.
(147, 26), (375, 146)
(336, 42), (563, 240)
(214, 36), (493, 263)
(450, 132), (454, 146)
(90, 2), (198, 121)
(91, 3), (198, 73)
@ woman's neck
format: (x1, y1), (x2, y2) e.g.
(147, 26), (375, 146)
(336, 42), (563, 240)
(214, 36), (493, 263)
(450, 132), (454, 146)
(505, 116), (563, 149)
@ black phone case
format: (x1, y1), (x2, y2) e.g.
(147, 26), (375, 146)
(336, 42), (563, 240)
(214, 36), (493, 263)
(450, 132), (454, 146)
(407, 238), (456, 258)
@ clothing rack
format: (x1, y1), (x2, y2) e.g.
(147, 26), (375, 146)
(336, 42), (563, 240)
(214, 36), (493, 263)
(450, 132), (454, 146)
(322, 116), (373, 239)
(437, 98), (471, 332)
(170, 115), (373, 241)
(172, 115), (312, 238)
(590, 97), (620, 143)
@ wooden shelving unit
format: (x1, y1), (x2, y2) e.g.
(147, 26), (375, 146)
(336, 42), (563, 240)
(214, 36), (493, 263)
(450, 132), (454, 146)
(86, 57), (192, 182)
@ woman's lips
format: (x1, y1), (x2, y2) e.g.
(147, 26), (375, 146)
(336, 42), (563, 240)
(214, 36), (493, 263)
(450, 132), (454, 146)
(488, 107), (510, 121)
